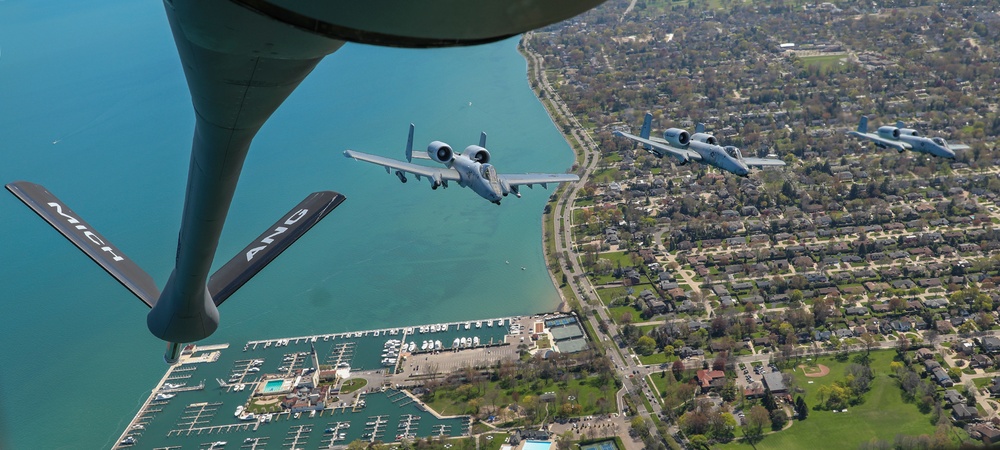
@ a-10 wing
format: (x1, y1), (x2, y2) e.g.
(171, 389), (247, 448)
(613, 130), (701, 162)
(852, 132), (912, 151)
(501, 172), (580, 188)
(742, 157), (786, 167)
(344, 150), (461, 182)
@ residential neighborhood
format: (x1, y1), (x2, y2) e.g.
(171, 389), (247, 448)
(526, 0), (1000, 448)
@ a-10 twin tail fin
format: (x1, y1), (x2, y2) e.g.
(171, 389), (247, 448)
(5, 181), (344, 310)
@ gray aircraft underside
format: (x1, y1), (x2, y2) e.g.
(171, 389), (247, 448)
(847, 116), (969, 159)
(345, 124), (579, 205)
(615, 112), (785, 177)
(6, 0), (604, 363)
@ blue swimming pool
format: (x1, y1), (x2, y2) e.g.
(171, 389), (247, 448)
(262, 379), (285, 393)
(523, 440), (552, 450)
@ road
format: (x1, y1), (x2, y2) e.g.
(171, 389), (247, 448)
(523, 33), (667, 449)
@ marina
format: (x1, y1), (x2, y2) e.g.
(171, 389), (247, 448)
(110, 315), (562, 449)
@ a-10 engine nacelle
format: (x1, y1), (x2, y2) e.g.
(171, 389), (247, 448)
(898, 128), (920, 136)
(427, 141), (454, 163)
(663, 128), (690, 148)
(462, 145), (491, 164)
(691, 133), (718, 145)
(877, 126), (900, 140)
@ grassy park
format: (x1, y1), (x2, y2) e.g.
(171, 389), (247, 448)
(719, 350), (956, 450)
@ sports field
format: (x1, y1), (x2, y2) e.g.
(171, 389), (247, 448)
(719, 351), (956, 449)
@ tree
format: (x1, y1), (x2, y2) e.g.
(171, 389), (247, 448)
(762, 391), (777, 412)
(794, 396), (808, 420)
(743, 405), (771, 447)
(770, 408), (788, 431)
(895, 334), (911, 357)
(860, 332), (877, 359)
(688, 435), (710, 450)
(672, 360), (685, 381)
(347, 440), (369, 450)
(635, 336), (656, 356)
(710, 411), (737, 443)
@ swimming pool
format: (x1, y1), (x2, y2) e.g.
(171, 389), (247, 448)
(580, 439), (618, 450)
(523, 440), (552, 450)
(262, 379), (285, 394)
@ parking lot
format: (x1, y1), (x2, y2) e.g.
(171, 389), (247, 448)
(736, 361), (779, 390)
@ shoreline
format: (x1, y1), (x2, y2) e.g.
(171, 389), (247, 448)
(518, 33), (590, 315)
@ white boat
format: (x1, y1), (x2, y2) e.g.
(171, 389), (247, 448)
(408, 342), (416, 352)
(464, 322), (471, 330)
(475, 321), (482, 328)
(460, 337), (468, 347)
(239, 413), (256, 421)
(473, 336), (480, 346)
(487, 320), (493, 327)
(121, 436), (136, 445)
(435, 340), (443, 350)
(163, 382), (183, 389)
(210, 441), (227, 448)
(154, 393), (175, 401)
(235, 406), (245, 417)
(453, 338), (460, 347)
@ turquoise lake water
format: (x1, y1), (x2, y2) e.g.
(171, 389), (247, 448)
(0, 1), (574, 448)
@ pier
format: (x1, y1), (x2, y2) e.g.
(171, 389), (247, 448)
(112, 315), (529, 449)
(363, 415), (389, 442)
(163, 380), (206, 393)
(284, 424), (313, 449)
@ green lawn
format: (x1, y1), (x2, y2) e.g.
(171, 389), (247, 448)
(479, 433), (509, 450)
(609, 305), (640, 324)
(638, 324), (661, 335)
(719, 350), (946, 450)
(424, 376), (618, 417)
(638, 352), (671, 366)
(340, 378), (367, 394)
(598, 250), (639, 267)
(595, 286), (630, 305)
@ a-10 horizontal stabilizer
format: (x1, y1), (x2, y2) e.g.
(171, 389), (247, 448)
(207, 191), (346, 307)
(5, 181), (160, 307)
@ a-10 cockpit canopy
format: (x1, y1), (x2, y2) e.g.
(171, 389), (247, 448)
(481, 164), (497, 181)
(724, 146), (743, 160)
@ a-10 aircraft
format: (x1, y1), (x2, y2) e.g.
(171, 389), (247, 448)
(614, 113), (785, 177)
(847, 116), (969, 159)
(6, 0), (605, 363)
(344, 124), (579, 205)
